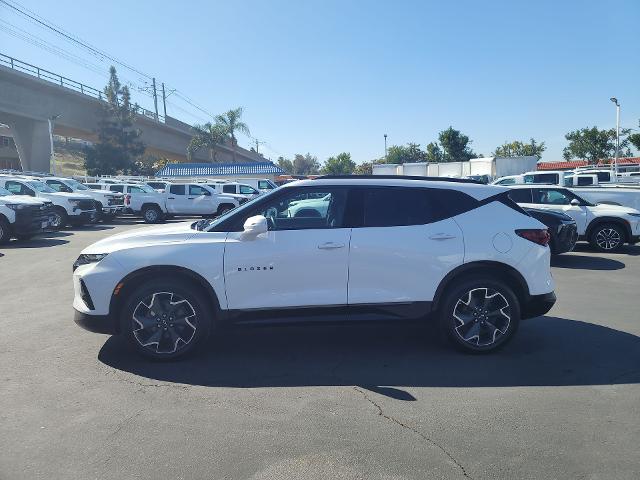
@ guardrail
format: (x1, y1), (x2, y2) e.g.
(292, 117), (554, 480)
(0, 52), (164, 123)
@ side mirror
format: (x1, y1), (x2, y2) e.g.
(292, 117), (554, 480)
(242, 215), (268, 239)
(570, 199), (581, 206)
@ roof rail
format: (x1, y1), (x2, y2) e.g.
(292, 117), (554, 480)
(314, 175), (484, 184)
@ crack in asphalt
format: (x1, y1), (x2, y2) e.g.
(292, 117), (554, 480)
(352, 386), (473, 480)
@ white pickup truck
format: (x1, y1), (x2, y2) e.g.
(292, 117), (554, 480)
(124, 182), (245, 223)
(42, 177), (124, 219)
(0, 176), (97, 228)
(0, 186), (54, 243)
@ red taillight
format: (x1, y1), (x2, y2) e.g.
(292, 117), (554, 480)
(516, 229), (550, 246)
(125, 194), (131, 206)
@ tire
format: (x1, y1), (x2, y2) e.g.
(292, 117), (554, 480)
(50, 207), (68, 229)
(589, 223), (625, 252)
(438, 276), (520, 354)
(0, 217), (11, 244)
(120, 279), (212, 360)
(216, 205), (234, 217)
(142, 205), (163, 224)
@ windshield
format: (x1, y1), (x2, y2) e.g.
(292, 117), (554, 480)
(0, 186), (12, 196)
(27, 181), (55, 193)
(135, 184), (156, 193)
(66, 179), (89, 190)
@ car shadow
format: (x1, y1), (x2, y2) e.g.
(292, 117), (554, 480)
(551, 254), (625, 270)
(98, 317), (640, 397)
(1, 237), (69, 248)
(573, 243), (640, 257)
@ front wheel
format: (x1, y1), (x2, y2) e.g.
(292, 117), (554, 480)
(50, 207), (68, 229)
(0, 217), (11, 244)
(439, 277), (520, 353)
(142, 205), (163, 224)
(216, 204), (235, 217)
(589, 223), (625, 252)
(121, 280), (212, 360)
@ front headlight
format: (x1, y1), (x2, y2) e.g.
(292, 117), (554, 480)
(5, 203), (28, 210)
(73, 253), (108, 271)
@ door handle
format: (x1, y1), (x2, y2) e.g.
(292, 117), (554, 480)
(318, 242), (345, 250)
(188, 197), (195, 199)
(429, 233), (457, 240)
(168, 197), (175, 200)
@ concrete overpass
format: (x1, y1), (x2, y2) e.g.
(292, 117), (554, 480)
(0, 55), (263, 172)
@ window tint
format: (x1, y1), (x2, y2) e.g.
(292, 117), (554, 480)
(128, 186), (147, 193)
(240, 185), (257, 194)
(498, 178), (516, 185)
(87, 184), (102, 189)
(576, 176), (594, 186)
(189, 185), (210, 196)
(258, 180), (272, 189)
(5, 181), (31, 195)
(532, 188), (572, 205)
(507, 189), (532, 203)
(244, 188), (347, 231)
(109, 185), (124, 193)
(47, 180), (71, 192)
(222, 185), (236, 194)
(169, 184), (185, 195)
(362, 187), (435, 227)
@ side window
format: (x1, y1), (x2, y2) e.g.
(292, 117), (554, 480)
(507, 189), (533, 203)
(169, 185), (185, 195)
(189, 185), (210, 196)
(222, 185), (236, 194)
(5, 181), (32, 196)
(362, 187), (435, 227)
(596, 172), (610, 182)
(240, 185), (257, 194)
(258, 180), (273, 189)
(128, 186), (147, 193)
(532, 188), (571, 205)
(47, 180), (71, 192)
(109, 185), (124, 193)
(498, 178), (515, 185)
(247, 188), (347, 231)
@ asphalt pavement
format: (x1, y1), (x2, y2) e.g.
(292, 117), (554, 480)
(1, 220), (639, 480)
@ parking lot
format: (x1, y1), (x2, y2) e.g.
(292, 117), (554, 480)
(1, 220), (639, 480)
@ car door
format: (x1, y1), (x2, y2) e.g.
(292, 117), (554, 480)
(347, 187), (464, 306)
(187, 184), (215, 215)
(166, 184), (190, 214)
(224, 186), (351, 310)
(531, 188), (589, 232)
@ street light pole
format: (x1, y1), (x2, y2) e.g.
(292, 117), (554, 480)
(610, 97), (620, 177)
(384, 134), (388, 160)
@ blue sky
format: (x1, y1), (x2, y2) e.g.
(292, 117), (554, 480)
(1, 0), (639, 163)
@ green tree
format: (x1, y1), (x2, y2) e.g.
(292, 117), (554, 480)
(187, 122), (227, 161)
(383, 143), (427, 164)
(215, 107), (250, 162)
(292, 153), (320, 175)
(131, 154), (169, 176)
(322, 152), (355, 174)
(493, 138), (546, 159)
(563, 126), (631, 164)
(438, 126), (476, 162)
(276, 156), (293, 174)
(629, 121), (640, 152)
(84, 66), (145, 175)
(425, 142), (443, 162)
(354, 161), (373, 175)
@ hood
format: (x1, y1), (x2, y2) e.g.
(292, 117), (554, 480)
(44, 191), (93, 201)
(591, 203), (640, 215)
(0, 195), (45, 205)
(82, 221), (225, 254)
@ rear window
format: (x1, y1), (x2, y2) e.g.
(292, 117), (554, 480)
(359, 188), (434, 227)
(170, 184), (185, 195)
(222, 185), (236, 194)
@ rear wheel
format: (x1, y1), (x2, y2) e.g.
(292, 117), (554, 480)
(589, 223), (625, 252)
(216, 204), (234, 217)
(121, 280), (212, 360)
(142, 205), (163, 224)
(0, 217), (11, 244)
(439, 277), (520, 353)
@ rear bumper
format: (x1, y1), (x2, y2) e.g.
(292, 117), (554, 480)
(74, 309), (118, 335)
(521, 291), (556, 319)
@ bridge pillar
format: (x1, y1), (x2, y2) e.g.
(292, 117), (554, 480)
(7, 117), (52, 173)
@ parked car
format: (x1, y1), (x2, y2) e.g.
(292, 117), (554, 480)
(73, 176), (556, 360)
(145, 181), (169, 192)
(233, 178), (278, 192)
(524, 208), (577, 255)
(42, 177), (124, 220)
(125, 182), (243, 223)
(204, 181), (261, 200)
(0, 186), (53, 243)
(507, 185), (640, 252)
(0, 177), (96, 228)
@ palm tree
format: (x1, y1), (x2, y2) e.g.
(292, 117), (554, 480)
(215, 107), (250, 162)
(187, 122), (227, 161)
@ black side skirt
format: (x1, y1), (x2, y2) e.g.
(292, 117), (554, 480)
(224, 302), (433, 326)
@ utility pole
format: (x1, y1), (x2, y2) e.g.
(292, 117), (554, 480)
(384, 133), (388, 160)
(253, 138), (265, 154)
(152, 77), (159, 121)
(610, 97), (620, 176)
(161, 82), (167, 119)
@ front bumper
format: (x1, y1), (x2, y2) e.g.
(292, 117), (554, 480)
(13, 206), (53, 235)
(522, 291), (557, 319)
(74, 309), (118, 335)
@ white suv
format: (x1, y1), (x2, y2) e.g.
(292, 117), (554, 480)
(73, 176), (556, 359)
